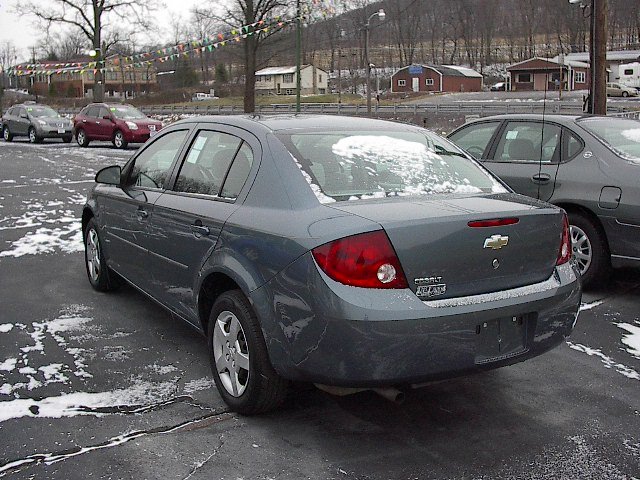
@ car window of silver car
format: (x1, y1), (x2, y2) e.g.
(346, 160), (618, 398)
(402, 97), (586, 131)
(125, 129), (188, 189)
(448, 121), (501, 159)
(174, 130), (243, 196)
(564, 129), (584, 161)
(494, 121), (561, 164)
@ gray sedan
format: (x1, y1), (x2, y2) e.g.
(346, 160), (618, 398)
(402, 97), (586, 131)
(1, 103), (73, 143)
(449, 114), (640, 288)
(83, 115), (581, 414)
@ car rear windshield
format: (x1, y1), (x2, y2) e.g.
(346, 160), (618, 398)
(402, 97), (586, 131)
(578, 117), (640, 162)
(110, 105), (146, 119)
(27, 106), (59, 118)
(278, 129), (506, 203)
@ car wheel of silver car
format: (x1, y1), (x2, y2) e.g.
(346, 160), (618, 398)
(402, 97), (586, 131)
(113, 130), (128, 149)
(84, 218), (119, 292)
(28, 127), (41, 144)
(2, 126), (12, 142)
(622, 91), (629, 97)
(568, 212), (610, 288)
(76, 129), (89, 147)
(208, 290), (288, 414)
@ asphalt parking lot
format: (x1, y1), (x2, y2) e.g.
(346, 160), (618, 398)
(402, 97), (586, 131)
(0, 139), (639, 479)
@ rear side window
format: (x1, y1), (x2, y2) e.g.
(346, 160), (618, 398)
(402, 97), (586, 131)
(448, 122), (500, 159)
(126, 130), (188, 189)
(493, 121), (561, 163)
(564, 130), (584, 160)
(174, 130), (242, 196)
(221, 142), (254, 199)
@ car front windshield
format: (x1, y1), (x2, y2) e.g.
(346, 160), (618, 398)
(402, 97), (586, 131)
(110, 105), (146, 120)
(278, 129), (507, 203)
(579, 117), (640, 162)
(27, 106), (59, 118)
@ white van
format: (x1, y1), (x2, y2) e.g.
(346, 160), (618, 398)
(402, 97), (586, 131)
(191, 92), (216, 102)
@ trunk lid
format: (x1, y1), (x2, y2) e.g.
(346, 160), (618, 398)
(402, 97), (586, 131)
(329, 194), (564, 300)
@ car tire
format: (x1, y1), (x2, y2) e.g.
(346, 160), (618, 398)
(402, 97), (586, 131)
(622, 91), (629, 98)
(63, 136), (72, 143)
(76, 129), (89, 147)
(208, 290), (288, 415)
(84, 218), (119, 292)
(2, 126), (12, 142)
(113, 130), (128, 149)
(28, 127), (42, 144)
(568, 211), (610, 288)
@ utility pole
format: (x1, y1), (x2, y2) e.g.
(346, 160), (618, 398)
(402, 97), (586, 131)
(295, 0), (301, 113)
(591, 0), (607, 114)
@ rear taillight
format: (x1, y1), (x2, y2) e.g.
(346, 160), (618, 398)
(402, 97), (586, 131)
(557, 213), (571, 265)
(312, 230), (408, 289)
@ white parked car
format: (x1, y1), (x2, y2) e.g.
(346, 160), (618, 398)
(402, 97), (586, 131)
(191, 92), (218, 102)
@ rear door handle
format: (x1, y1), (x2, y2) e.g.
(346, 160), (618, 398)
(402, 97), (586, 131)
(136, 208), (149, 219)
(531, 173), (551, 184)
(191, 221), (210, 237)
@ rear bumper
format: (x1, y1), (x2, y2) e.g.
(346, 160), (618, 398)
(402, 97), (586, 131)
(253, 256), (582, 387)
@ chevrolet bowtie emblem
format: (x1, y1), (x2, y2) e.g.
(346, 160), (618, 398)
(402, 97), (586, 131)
(484, 234), (509, 250)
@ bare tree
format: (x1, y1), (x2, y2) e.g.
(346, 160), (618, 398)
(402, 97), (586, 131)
(17, 0), (155, 101)
(44, 30), (88, 61)
(0, 42), (18, 93)
(204, 0), (290, 112)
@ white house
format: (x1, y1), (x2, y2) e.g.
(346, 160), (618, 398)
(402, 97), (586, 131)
(255, 65), (328, 95)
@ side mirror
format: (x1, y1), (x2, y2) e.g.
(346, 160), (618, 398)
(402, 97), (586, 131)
(103, 115), (112, 121)
(95, 165), (122, 185)
(20, 113), (28, 119)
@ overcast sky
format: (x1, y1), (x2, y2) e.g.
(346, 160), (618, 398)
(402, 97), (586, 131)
(0, 0), (207, 63)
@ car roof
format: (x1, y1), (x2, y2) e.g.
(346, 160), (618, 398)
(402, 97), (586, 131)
(170, 114), (424, 134)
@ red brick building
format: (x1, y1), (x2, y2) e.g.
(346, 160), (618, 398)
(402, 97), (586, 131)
(507, 57), (590, 92)
(391, 64), (483, 93)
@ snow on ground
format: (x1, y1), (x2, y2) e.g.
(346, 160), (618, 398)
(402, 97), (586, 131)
(580, 300), (604, 311)
(615, 322), (640, 358)
(0, 304), (216, 423)
(0, 188), (87, 257)
(566, 341), (640, 381)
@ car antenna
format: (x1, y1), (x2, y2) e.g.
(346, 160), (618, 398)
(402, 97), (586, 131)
(537, 72), (549, 200)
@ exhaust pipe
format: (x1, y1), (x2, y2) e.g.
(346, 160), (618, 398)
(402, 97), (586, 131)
(314, 384), (405, 404)
(373, 388), (405, 404)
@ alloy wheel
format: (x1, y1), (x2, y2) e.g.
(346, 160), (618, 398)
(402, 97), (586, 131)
(570, 225), (592, 275)
(212, 310), (250, 397)
(29, 128), (36, 143)
(3, 128), (8, 141)
(77, 130), (86, 146)
(114, 132), (124, 148)
(86, 228), (101, 283)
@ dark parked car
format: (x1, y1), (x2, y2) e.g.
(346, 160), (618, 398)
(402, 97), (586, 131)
(83, 115), (581, 414)
(73, 103), (162, 149)
(2, 102), (73, 143)
(448, 114), (640, 287)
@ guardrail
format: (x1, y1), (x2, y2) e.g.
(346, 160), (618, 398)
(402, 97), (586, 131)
(58, 102), (633, 117)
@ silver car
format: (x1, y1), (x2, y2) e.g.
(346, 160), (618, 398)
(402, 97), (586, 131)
(449, 114), (640, 288)
(606, 83), (638, 97)
(1, 103), (73, 143)
(83, 115), (581, 414)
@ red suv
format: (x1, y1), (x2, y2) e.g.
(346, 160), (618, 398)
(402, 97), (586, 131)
(73, 103), (162, 149)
